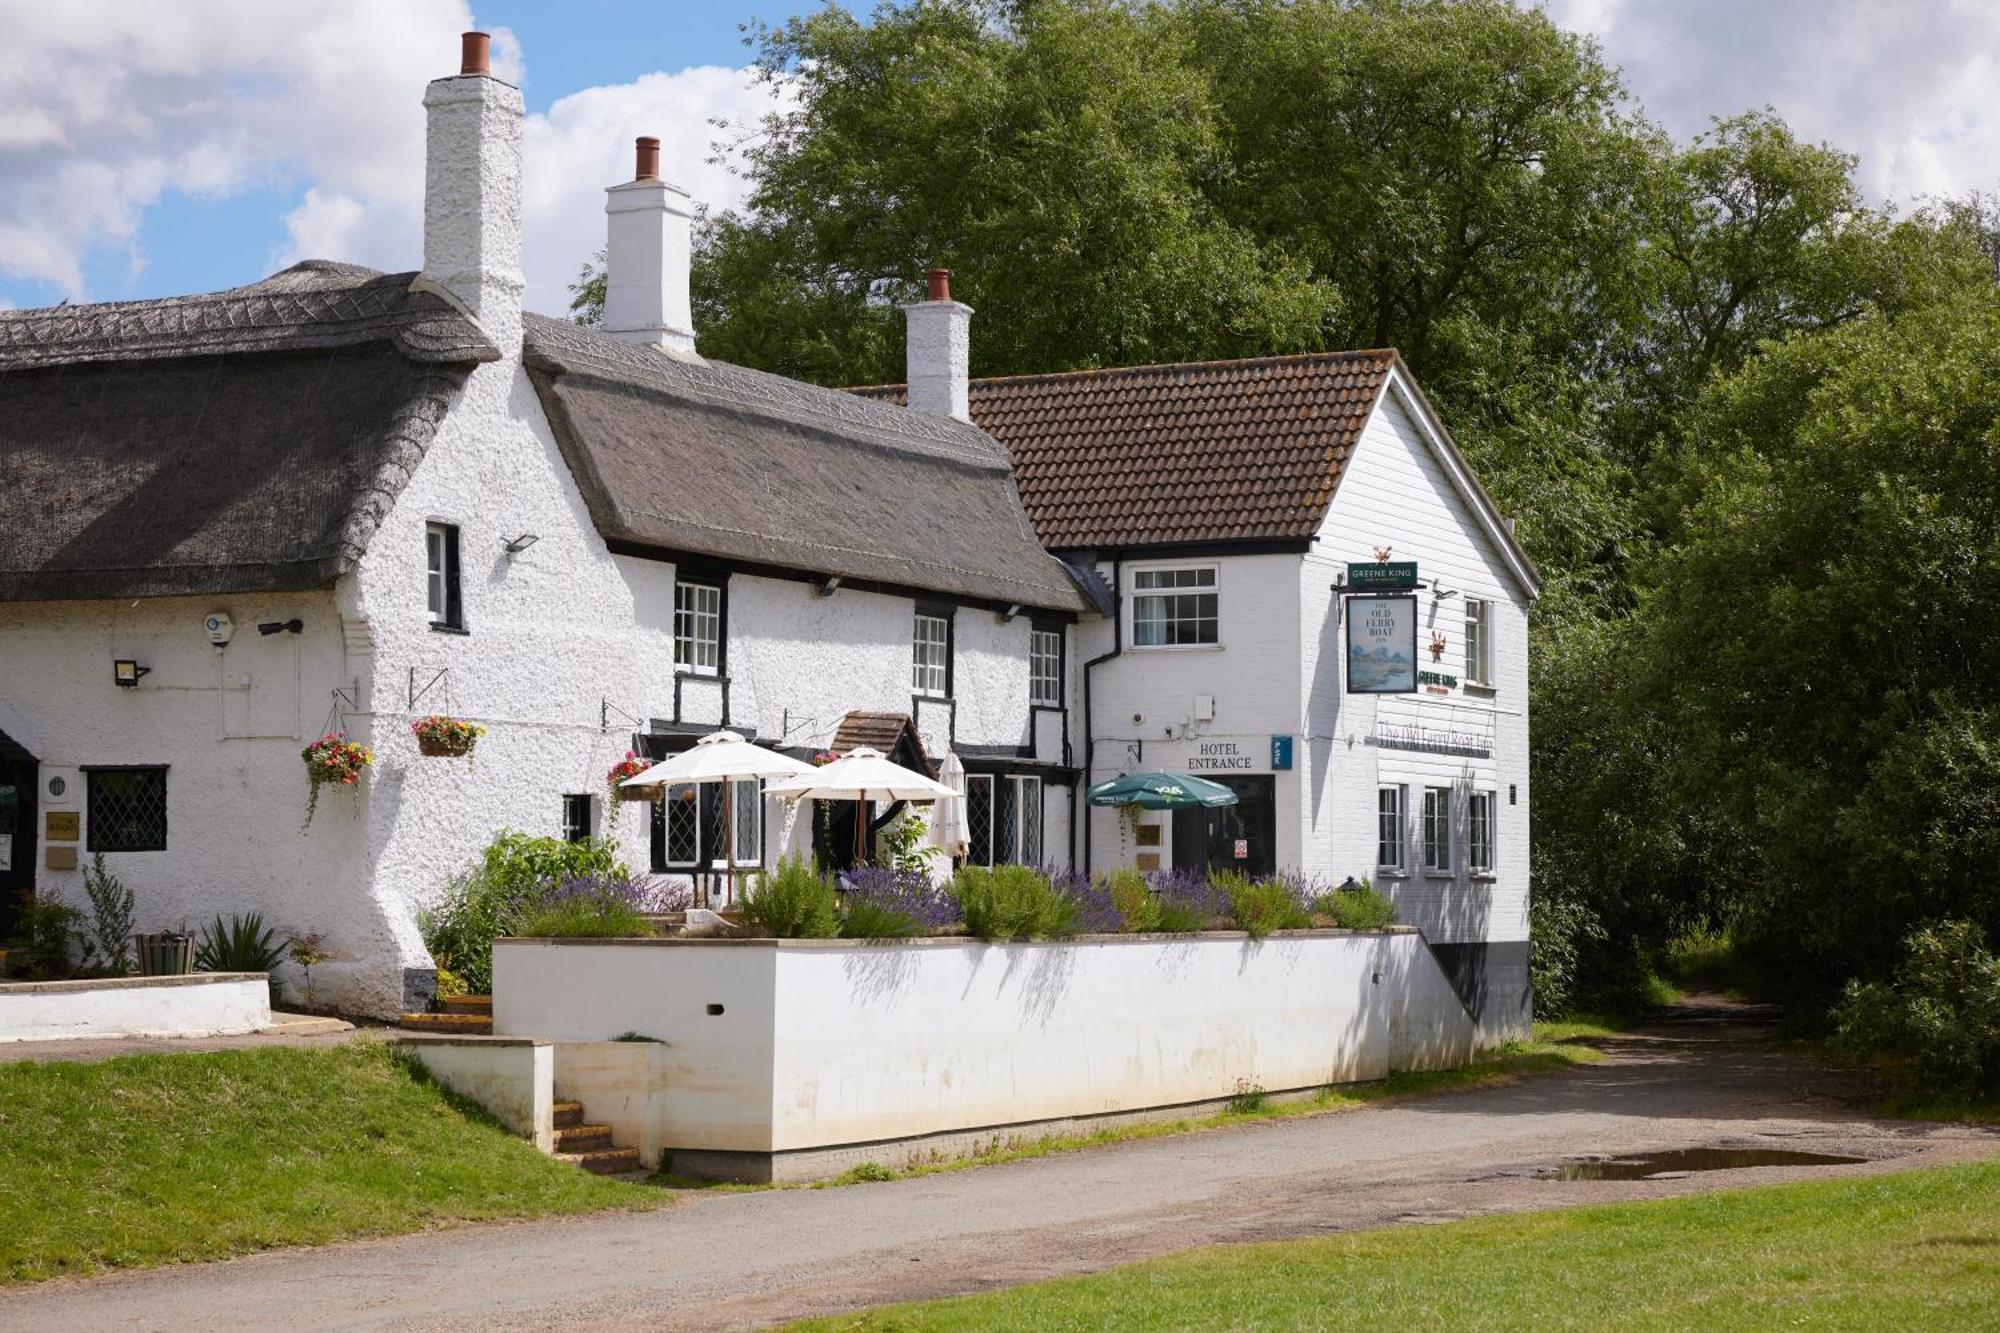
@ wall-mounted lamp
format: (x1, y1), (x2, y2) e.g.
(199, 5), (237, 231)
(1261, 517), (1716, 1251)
(257, 618), (304, 636)
(113, 659), (151, 688)
(814, 576), (843, 598)
(1429, 582), (1460, 600)
(503, 533), (540, 555)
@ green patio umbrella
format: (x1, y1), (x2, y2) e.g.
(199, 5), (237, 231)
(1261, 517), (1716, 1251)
(1087, 771), (1239, 810)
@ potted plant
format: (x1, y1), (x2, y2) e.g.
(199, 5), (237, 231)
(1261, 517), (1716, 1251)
(302, 731), (372, 829)
(607, 751), (657, 803)
(411, 714), (486, 759)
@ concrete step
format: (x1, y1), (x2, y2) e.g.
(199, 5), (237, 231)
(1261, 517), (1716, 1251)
(553, 1100), (585, 1129)
(440, 994), (493, 1015)
(397, 1012), (492, 1035)
(553, 1123), (615, 1153)
(556, 1146), (644, 1176)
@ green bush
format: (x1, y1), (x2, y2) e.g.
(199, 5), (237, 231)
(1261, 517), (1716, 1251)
(195, 913), (286, 973)
(1315, 884), (1397, 931)
(1104, 869), (1158, 931)
(952, 865), (1079, 941)
(417, 831), (625, 993)
(514, 895), (651, 939)
(1220, 873), (1309, 938)
(1832, 920), (2000, 1099)
(841, 896), (921, 939)
(77, 854), (135, 975)
(742, 857), (839, 938)
(6, 895), (81, 980)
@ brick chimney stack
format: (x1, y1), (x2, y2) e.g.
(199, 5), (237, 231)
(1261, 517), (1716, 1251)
(420, 31), (524, 348)
(602, 136), (697, 355)
(903, 268), (972, 422)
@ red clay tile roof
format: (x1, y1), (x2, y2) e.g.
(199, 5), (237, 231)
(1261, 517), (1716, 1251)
(829, 711), (932, 773)
(851, 351), (1397, 550)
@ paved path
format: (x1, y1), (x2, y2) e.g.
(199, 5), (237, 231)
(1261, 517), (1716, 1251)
(3, 999), (1994, 1331)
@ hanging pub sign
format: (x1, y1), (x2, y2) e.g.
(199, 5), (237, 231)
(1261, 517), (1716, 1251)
(1347, 595), (1418, 694)
(1347, 561), (1419, 592)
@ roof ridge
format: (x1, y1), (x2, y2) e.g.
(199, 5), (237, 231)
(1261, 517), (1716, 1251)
(847, 348), (1400, 397)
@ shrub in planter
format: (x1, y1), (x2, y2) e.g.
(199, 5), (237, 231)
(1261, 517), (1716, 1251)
(6, 895), (82, 980)
(195, 912), (288, 1006)
(838, 866), (956, 939)
(742, 857), (839, 939)
(952, 865), (1079, 942)
(1832, 919), (2000, 1099)
(77, 853), (136, 975)
(1314, 881), (1398, 931)
(301, 732), (372, 829)
(411, 714), (486, 759)
(515, 875), (654, 938)
(418, 830), (626, 994)
(1097, 868), (1212, 934)
(606, 752), (656, 802)
(1219, 872), (1310, 938)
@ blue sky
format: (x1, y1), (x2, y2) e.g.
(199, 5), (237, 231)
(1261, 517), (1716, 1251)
(4, 1), (1997, 315)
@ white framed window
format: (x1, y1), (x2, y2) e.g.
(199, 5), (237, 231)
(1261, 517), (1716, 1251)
(1010, 775), (1043, 865)
(656, 777), (762, 870)
(674, 581), (722, 674)
(1131, 566), (1218, 647)
(1468, 790), (1495, 874)
(962, 773), (1040, 865)
(1030, 628), (1062, 706)
(425, 522), (462, 629)
(1465, 598), (1493, 686)
(1422, 786), (1452, 872)
(1377, 785), (1406, 872)
(912, 612), (950, 697)
(966, 773), (994, 865)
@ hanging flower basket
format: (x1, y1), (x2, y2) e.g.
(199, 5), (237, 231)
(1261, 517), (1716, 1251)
(607, 752), (657, 803)
(411, 714), (486, 758)
(302, 731), (372, 829)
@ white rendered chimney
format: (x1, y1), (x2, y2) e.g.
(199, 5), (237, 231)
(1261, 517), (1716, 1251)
(603, 136), (697, 354)
(420, 32), (524, 348)
(903, 268), (972, 422)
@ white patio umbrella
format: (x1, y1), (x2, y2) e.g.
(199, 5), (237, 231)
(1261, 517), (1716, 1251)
(765, 745), (958, 863)
(619, 730), (814, 906)
(927, 750), (970, 861)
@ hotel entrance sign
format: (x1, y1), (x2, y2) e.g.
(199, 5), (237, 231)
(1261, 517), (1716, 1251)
(1346, 561), (1418, 591)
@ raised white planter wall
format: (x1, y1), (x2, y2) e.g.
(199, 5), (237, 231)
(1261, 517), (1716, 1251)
(495, 931), (1477, 1161)
(0, 973), (271, 1043)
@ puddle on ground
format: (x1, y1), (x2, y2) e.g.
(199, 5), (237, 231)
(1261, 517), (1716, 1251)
(1533, 1147), (1868, 1181)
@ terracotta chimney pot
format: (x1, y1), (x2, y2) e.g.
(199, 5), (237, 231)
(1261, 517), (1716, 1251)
(926, 267), (952, 302)
(460, 31), (491, 76)
(635, 136), (661, 181)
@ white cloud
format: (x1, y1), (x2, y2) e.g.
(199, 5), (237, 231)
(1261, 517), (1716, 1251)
(0, 0), (780, 311)
(1541, 0), (2000, 205)
(279, 62), (784, 315)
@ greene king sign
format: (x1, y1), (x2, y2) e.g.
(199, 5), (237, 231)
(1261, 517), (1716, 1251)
(1347, 561), (1419, 591)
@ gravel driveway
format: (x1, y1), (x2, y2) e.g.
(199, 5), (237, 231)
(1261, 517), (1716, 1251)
(3, 998), (1993, 1331)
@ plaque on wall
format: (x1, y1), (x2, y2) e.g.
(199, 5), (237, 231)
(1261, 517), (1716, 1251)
(1135, 825), (1161, 846)
(1135, 853), (1161, 873)
(45, 811), (79, 842)
(45, 845), (78, 871)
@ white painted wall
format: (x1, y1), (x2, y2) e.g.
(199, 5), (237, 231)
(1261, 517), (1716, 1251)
(1308, 379), (1532, 949)
(0, 973), (271, 1042)
(399, 1035), (555, 1151)
(494, 931), (1478, 1160)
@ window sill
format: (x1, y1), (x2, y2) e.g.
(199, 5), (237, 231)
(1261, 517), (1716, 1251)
(675, 670), (727, 682)
(913, 693), (954, 705)
(1462, 682), (1498, 697)
(1029, 701), (1065, 714)
(1375, 868), (1408, 880)
(1128, 643), (1224, 653)
(1470, 872), (1498, 883)
(429, 622), (469, 636)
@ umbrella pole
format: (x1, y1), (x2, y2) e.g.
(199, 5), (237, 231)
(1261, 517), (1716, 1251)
(722, 781), (735, 909)
(854, 794), (866, 866)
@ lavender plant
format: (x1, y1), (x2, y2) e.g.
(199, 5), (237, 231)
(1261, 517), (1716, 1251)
(839, 866), (957, 939)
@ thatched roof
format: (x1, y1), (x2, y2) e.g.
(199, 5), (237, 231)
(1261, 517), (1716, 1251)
(522, 315), (1086, 612)
(0, 262), (496, 601)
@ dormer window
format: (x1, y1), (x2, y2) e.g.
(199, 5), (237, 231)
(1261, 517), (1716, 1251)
(426, 522), (463, 631)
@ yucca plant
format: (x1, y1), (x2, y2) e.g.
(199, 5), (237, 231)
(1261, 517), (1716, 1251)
(195, 912), (287, 974)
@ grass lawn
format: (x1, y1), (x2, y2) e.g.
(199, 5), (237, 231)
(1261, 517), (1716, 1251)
(0, 1042), (663, 1284)
(797, 1158), (2000, 1331)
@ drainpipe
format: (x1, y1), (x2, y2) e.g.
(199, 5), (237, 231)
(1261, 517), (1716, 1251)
(1077, 556), (1123, 879)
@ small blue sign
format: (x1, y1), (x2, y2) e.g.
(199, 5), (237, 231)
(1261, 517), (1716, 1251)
(1270, 736), (1294, 771)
